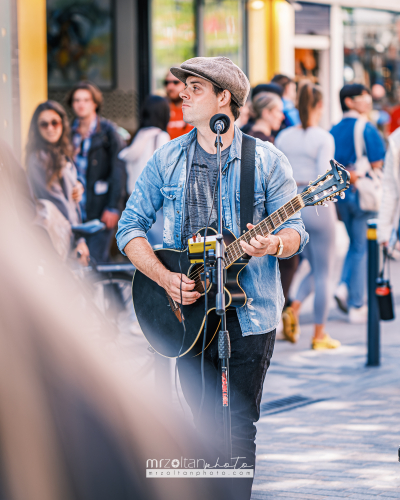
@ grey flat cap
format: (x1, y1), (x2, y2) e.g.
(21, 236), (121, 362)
(170, 56), (250, 107)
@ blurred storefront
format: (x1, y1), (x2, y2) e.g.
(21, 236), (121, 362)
(6, 0), (400, 157)
(3, 0), (252, 155)
(152, 0), (247, 92)
(291, 0), (400, 127)
(342, 7), (400, 100)
(48, 0), (250, 133)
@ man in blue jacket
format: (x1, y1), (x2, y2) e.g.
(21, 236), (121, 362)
(117, 57), (308, 500)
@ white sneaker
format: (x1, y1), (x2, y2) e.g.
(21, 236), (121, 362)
(349, 305), (368, 324)
(334, 283), (348, 313)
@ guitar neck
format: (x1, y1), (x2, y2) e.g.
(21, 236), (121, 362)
(225, 193), (305, 267)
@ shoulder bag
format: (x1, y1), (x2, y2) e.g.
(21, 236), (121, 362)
(354, 119), (383, 212)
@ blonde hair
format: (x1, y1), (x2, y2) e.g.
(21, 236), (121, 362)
(251, 92), (282, 120)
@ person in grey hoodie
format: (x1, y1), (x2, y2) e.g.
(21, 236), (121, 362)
(119, 95), (170, 246)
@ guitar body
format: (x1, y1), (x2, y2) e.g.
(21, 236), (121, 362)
(132, 227), (248, 358)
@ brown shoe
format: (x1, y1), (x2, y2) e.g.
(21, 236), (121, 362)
(282, 307), (300, 343)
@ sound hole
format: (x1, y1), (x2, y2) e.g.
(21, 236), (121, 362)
(188, 264), (210, 294)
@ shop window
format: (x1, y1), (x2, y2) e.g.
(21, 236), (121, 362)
(203, 0), (244, 68)
(47, 0), (115, 90)
(295, 2), (330, 36)
(343, 7), (400, 104)
(295, 48), (319, 84)
(151, 0), (245, 93)
(152, 0), (196, 92)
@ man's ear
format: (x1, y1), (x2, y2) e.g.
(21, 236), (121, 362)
(219, 89), (232, 108)
(344, 96), (354, 110)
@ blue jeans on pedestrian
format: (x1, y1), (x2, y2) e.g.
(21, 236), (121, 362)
(337, 188), (376, 308)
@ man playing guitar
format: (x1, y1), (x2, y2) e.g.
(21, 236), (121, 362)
(116, 57), (308, 499)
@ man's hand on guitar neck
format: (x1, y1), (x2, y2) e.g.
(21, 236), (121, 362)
(240, 224), (300, 258)
(124, 237), (200, 305)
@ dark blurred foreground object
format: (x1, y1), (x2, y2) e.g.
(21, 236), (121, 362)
(376, 248), (395, 321)
(252, 82), (283, 99)
(0, 177), (237, 500)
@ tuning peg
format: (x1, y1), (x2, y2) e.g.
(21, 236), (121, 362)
(322, 203), (328, 207)
(332, 198), (338, 202)
(340, 191), (345, 199)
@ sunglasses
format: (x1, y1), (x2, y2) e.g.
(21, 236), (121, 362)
(38, 119), (62, 129)
(164, 79), (181, 86)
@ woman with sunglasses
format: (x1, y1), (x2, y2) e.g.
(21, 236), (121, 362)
(26, 100), (89, 265)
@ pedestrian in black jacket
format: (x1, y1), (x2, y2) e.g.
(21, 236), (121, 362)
(67, 81), (126, 262)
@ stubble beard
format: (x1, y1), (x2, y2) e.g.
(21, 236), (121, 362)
(181, 108), (194, 127)
(182, 105), (213, 130)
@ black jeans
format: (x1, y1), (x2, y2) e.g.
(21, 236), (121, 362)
(178, 309), (276, 500)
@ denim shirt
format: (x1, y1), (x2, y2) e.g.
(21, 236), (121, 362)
(117, 126), (308, 336)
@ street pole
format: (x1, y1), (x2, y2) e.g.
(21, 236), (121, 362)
(367, 219), (380, 367)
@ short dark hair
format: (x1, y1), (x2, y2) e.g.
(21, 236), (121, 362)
(212, 84), (240, 121)
(66, 81), (104, 113)
(252, 83), (283, 99)
(340, 84), (370, 111)
(271, 74), (294, 90)
(139, 95), (170, 132)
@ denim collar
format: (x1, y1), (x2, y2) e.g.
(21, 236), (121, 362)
(178, 124), (242, 166)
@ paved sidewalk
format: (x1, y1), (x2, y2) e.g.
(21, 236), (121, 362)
(114, 222), (400, 498)
(251, 261), (400, 499)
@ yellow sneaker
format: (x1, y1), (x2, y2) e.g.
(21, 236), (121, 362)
(312, 333), (341, 350)
(282, 307), (300, 343)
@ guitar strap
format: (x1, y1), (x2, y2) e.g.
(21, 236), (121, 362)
(240, 133), (257, 240)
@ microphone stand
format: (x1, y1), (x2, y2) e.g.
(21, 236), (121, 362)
(214, 125), (232, 465)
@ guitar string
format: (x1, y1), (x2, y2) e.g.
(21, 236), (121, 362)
(188, 194), (306, 285)
(187, 191), (310, 286)
(187, 185), (338, 287)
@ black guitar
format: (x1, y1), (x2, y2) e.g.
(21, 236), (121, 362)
(132, 160), (350, 358)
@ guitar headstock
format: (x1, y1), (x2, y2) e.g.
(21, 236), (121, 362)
(301, 160), (350, 207)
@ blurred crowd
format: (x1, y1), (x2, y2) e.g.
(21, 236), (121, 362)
(234, 75), (400, 351)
